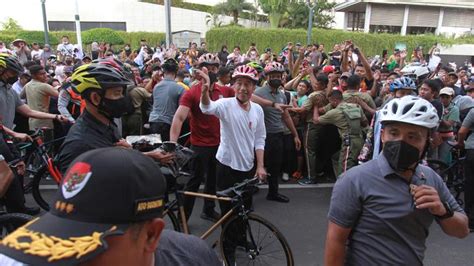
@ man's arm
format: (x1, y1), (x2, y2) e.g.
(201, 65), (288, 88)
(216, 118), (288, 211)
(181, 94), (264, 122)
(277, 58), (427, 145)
(324, 221), (351, 266)
(282, 110), (301, 150)
(16, 104), (56, 120)
(341, 50), (349, 73)
(169, 105), (190, 142)
(45, 84), (59, 97)
(251, 94), (290, 113)
(413, 185), (469, 238)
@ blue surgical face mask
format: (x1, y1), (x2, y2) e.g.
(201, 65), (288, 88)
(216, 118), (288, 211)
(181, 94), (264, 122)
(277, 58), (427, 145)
(183, 77), (191, 86)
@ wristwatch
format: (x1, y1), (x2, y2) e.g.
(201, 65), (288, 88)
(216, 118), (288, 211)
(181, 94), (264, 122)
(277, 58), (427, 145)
(435, 201), (454, 220)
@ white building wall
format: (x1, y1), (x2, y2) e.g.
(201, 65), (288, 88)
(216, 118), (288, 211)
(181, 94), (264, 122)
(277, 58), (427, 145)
(0, 0), (269, 37)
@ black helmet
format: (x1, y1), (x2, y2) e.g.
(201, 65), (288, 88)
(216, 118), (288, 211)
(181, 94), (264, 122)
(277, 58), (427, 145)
(71, 63), (133, 94)
(0, 53), (24, 74)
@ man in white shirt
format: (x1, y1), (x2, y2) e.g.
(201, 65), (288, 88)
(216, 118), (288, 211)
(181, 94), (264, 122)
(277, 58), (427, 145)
(199, 64), (266, 264)
(30, 43), (43, 61)
(56, 35), (74, 61)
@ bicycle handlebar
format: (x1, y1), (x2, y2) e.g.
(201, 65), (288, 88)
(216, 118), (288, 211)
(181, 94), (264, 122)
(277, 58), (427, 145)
(216, 177), (259, 198)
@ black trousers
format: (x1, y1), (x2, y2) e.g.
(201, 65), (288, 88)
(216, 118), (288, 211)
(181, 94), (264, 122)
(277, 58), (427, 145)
(281, 133), (297, 175)
(150, 122), (171, 142)
(183, 145), (218, 220)
(216, 161), (254, 257)
(3, 171), (27, 213)
(264, 133), (284, 196)
(464, 149), (474, 226)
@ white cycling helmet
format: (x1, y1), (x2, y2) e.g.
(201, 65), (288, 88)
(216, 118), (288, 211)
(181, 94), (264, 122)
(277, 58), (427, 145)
(380, 96), (439, 129)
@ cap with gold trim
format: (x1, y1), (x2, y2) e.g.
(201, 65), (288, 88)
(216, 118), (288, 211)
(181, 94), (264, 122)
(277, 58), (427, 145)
(0, 147), (167, 265)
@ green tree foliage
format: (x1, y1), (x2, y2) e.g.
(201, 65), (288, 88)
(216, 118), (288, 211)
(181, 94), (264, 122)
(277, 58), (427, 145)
(281, 0), (336, 29)
(213, 0), (258, 25)
(1, 18), (23, 31)
(257, 0), (290, 28)
(82, 28), (124, 45)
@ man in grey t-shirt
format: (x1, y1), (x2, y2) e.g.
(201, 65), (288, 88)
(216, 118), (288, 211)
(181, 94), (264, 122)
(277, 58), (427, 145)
(457, 107), (474, 231)
(254, 62), (300, 203)
(325, 97), (469, 265)
(149, 59), (185, 141)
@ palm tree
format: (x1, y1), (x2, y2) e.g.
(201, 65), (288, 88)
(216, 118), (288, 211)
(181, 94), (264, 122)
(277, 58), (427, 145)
(213, 0), (257, 25)
(258, 0), (298, 28)
(205, 13), (223, 28)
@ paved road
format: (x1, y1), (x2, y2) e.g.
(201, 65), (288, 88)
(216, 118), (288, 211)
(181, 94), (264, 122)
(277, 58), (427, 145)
(29, 185), (474, 265)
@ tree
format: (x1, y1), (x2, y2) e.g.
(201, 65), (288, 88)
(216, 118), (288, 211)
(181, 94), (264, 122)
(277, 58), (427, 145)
(258, 0), (335, 28)
(257, 0), (291, 28)
(213, 0), (257, 25)
(1, 18), (23, 31)
(205, 13), (223, 28)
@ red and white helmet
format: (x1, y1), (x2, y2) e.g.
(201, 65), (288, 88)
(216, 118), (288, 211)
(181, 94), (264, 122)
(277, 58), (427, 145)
(232, 65), (259, 82)
(198, 53), (220, 67)
(264, 62), (285, 74)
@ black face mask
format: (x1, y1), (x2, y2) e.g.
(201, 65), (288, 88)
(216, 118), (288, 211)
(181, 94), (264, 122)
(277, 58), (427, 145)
(209, 72), (218, 84)
(383, 140), (421, 172)
(98, 96), (129, 119)
(268, 79), (282, 88)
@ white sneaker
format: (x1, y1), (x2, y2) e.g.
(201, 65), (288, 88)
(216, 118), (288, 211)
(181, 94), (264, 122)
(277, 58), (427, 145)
(282, 173), (289, 181)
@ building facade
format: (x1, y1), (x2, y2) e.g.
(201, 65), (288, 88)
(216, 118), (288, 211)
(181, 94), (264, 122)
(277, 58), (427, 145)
(335, 0), (474, 36)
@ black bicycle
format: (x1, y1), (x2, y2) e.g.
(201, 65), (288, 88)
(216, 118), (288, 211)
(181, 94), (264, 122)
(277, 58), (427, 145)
(157, 142), (294, 265)
(129, 138), (294, 265)
(427, 142), (465, 206)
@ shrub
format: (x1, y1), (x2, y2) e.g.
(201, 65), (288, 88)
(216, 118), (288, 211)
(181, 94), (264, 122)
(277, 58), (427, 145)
(81, 28), (124, 45)
(206, 27), (474, 56)
(16, 31), (58, 45)
(0, 32), (16, 45)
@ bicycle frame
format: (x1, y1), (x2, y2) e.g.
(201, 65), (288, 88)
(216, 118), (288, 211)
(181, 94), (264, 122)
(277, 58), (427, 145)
(30, 136), (62, 184)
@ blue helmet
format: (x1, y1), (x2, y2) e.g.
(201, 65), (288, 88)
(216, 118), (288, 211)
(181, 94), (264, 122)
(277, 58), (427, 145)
(390, 76), (416, 92)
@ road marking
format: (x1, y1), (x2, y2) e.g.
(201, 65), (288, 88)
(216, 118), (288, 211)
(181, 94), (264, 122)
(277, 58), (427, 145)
(39, 183), (335, 190)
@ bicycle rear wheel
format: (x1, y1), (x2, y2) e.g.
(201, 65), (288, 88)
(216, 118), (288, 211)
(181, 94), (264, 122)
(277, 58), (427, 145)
(32, 166), (59, 211)
(220, 213), (294, 266)
(427, 159), (451, 183)
(0, 213), (34, 239)
(162, 208), (181, 232)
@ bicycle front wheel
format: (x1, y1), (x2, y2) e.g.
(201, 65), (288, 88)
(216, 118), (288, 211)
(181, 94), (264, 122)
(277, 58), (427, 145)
(220, 213), (294, 266)
(32, 166), (59, 211)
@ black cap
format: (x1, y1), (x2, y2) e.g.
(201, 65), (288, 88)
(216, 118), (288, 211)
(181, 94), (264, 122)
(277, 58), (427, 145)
(0, 147), (167, 265)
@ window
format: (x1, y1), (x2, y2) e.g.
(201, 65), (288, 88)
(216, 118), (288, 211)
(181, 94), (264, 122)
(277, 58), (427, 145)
(406, 26), (436, 35)
(346, 12), (365, 31)
(369, 25), (402, 34)
(48, 21), (127, 31)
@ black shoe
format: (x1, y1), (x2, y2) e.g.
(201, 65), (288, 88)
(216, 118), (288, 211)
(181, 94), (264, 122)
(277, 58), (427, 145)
(22, 206), (41, 216)
(266, 193), (289, 203)
(200, 210), (220, 222)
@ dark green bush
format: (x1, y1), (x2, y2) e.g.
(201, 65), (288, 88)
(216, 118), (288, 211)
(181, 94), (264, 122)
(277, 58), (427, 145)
(0, 32), (15, 45)
(81, 28), (124, 45)
(116, 31), (166, 50)
(16, 31), (58, 45)
(206, 27), (474, 56)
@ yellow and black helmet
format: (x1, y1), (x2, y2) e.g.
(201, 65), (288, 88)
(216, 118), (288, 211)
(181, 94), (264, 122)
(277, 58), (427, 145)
(0, 53), (24, 74)
(71, 63), (133, 94)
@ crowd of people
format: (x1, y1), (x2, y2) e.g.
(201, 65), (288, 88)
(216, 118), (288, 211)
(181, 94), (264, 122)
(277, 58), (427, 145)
(0, 33), (473, 265)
